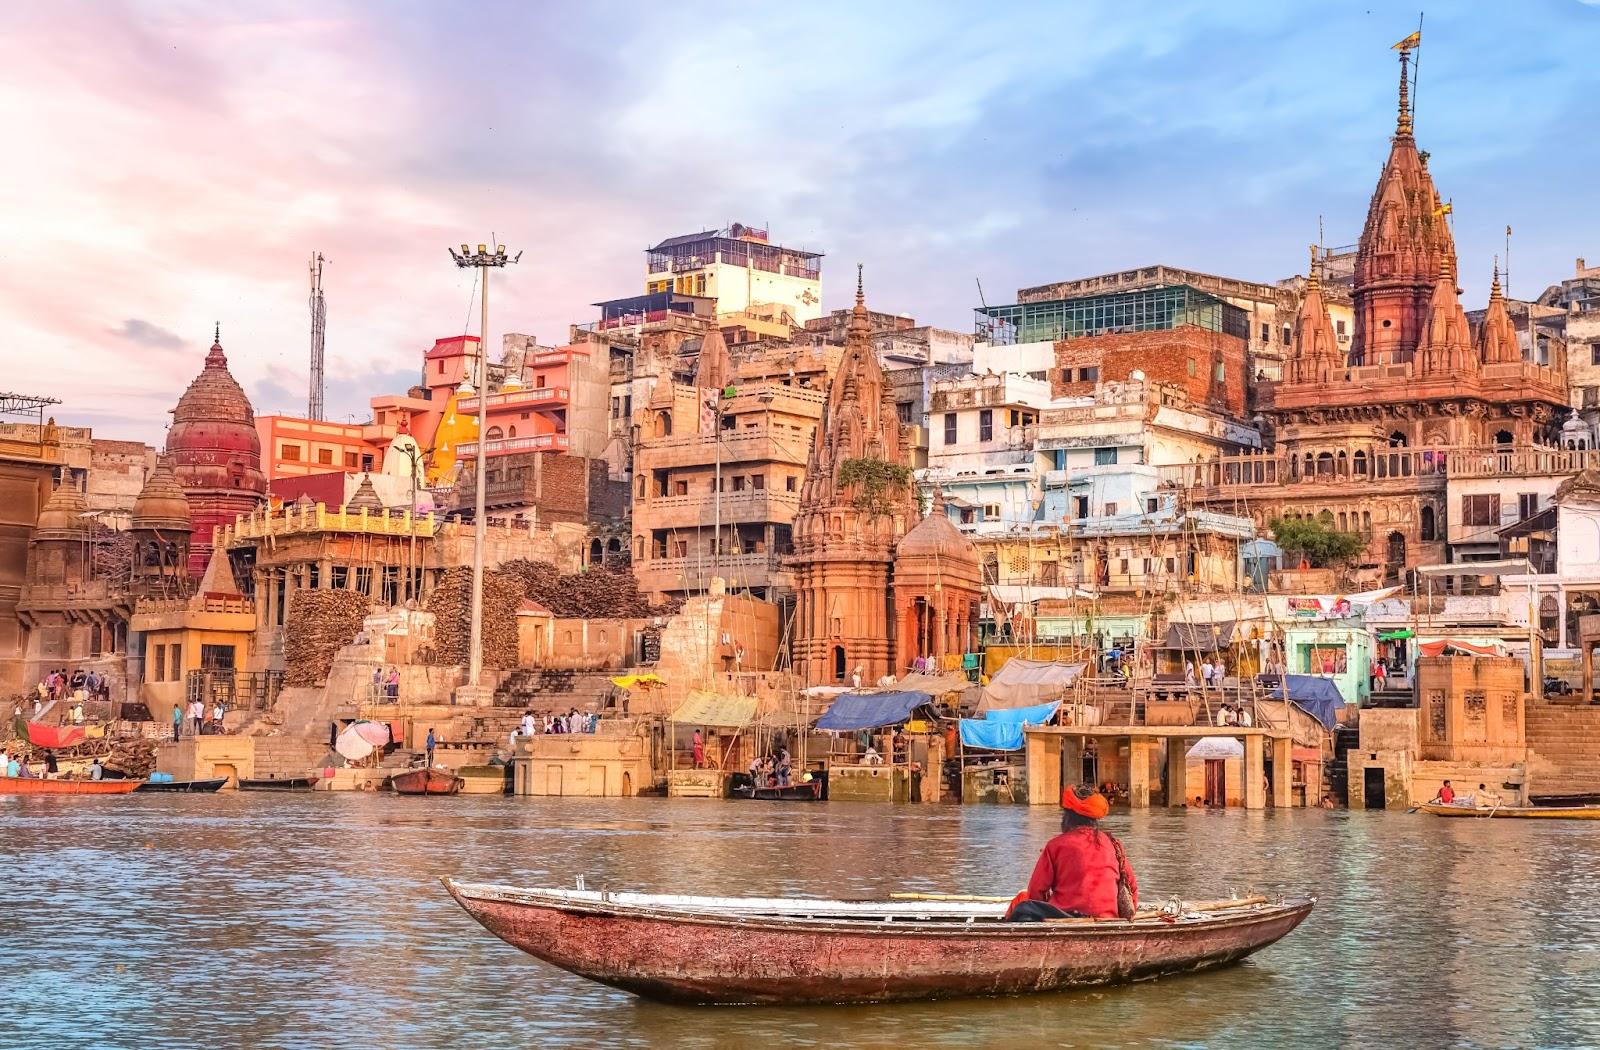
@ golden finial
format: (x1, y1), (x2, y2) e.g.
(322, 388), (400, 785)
(855, 263), (864, 307)
(1307, 245), (1320, 291)
(1396, 49), (1413, 136)
(1491, 256), (1503, 300)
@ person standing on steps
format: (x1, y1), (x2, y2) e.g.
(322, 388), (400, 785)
(425, 727), (436, 768)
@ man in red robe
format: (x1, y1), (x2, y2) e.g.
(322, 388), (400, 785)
(1008, 785), (1137, 921)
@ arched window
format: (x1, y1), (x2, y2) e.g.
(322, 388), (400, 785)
(1353, 450), (1368, 476)
(1389, 431), (1408, 447)
(590, 538), (603, 564)
(1318, 509), (1334, 526)
(832, 646), (847, 682)
(1386, 531), (1407, 573)
(1494, 430), (1514, 446)
(636, 476), (645, 498)
(1363, 511), (1372, 532)
(633, 536), (644, 559)
(1337, 450), (1348, 476)
(1338, 512), (1348, 532)
(657, 411), (673, 438)
(1302, 453), (1314, 478)
(1316, 453), (1334, 476)
(508, 425), (517, 438)
(1420, 506), (1436, 541)
(485, 426), (504, 440)
(1540, 595), (1560, 644)
(607, 537), (622, 554)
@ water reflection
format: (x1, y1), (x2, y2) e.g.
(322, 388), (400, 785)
(3, 796), (1598, 1047)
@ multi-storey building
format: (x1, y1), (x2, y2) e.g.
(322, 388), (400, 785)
(921, 371), (1051, 534)
(644, 224), (824, 325)
(629, 329), (829, 602)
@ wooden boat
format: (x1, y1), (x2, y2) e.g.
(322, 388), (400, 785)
(442, 880), (1315, 1005)
(731, 780), (823, 801)
(1418, 801), (1600, 819)
(0, 776), (142, 795)
(136, 776), (228, 793)
(457, 765), (508, 795)
(391, 767), (464, 796)
(237, 775), (320, 792)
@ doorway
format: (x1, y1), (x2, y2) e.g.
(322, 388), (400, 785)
(1204, 759), (1226, 807)
(1363, 767), (1387, 809)
(547, 765), (563, 797)
(589, 765), (607, 797)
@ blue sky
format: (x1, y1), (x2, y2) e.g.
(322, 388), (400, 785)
(3, 0), (1597, 442)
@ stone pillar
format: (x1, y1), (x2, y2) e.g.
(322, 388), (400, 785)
(1244, 733), (1266, 810)
(1586, 639), (1595, 707)
(1128, 736), (1152, 808)
(1271, 736), (1293, 808)
(1062, 735), (1083, 793)
(1166, 736), (1188, 807)
(1025, 730), (1061, 806)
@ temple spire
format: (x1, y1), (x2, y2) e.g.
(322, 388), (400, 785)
(847, 263), (870, 343)
(1307, 243), (1321, 292)
(1396, 49), (1413, 137)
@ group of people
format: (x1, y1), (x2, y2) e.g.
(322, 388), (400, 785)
(170, 699), (226, 741)
(506, 709), (599, 744)
(1211, 702), (1254, 727)
(1183, 659), (1229, 688)
(1432, 779), (1504, 809)
(0, 746), (102, 781)
(37, 667), (111, 706)
(371, 666), (401, 702)
(747, 746), (795, 788)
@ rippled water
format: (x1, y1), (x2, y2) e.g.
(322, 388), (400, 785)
(3, 794), (1598, 1048)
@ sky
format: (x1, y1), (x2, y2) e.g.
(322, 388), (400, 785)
(3, 0), (1598, 445)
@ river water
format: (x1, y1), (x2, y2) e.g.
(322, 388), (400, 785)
(2, 795), (1597, 1049)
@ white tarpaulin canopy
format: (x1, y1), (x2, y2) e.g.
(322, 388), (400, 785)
(1186, 737), (1245, 760)
(979, 660), (1089, 711)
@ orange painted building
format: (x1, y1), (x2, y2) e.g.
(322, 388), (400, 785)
(455, 344), (588, 459)
(255, 415), (392, 481)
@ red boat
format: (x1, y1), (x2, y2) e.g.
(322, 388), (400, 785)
(442, 880), (1315, 1005)
(391, 767), (464, 796)
(0, 776), (142, 795)
(25, 722), (86, 749)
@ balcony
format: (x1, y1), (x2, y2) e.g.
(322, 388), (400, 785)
(457, 433), (571, 458)
(636, 426), (812, 468)
(636, 490), (801, 529)
(222, 504), (437, 547)
(456, 387), (569, 414)
(635, 551), (791, 592)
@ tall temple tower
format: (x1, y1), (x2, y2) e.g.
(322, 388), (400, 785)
(166, 326), (267, 575)
(791, 269), (916, 684)
(129, 457), (192, 598)
(1350, 47), (1457, 368)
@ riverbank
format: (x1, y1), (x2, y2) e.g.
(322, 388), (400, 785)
(4, 796), (1598, 1047)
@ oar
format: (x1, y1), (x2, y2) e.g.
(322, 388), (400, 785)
(889, 892), (1014, 903)
(1040, 895), (1271, 923)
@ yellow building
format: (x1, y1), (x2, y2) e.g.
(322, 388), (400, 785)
(128, 553), (260, 714)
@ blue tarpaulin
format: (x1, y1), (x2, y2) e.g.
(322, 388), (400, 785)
(1270, 675), (1345, 729)
(815, 691), (930, 731)
(959, 701), (1060, 751)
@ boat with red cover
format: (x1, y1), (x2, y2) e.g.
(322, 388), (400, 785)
(391, 767), (464, 796)
(0, 776), (142, 795)
(442, 880), (1315, 1005)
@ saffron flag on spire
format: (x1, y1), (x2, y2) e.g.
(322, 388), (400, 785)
(1392, 31), (1421, 51)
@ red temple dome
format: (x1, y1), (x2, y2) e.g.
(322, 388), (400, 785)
(166, 325), (266, 574)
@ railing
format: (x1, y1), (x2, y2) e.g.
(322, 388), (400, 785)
(457, 433), (571, 458)
(221, 504), (437, 546)
(637, 490), (800, 525)
(135, 593), (254, 616)
(638, 426), (813, 464)
(637, 551), (790, 584)
(185, 669), (283, 712)
(456, 387), (569, 413)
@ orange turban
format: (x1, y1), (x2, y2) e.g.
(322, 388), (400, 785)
(1061, 785), (1109, 820)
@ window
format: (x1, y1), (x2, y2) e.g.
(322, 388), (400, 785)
(786, 476), (797, 493)
(1213, 362), (1225, 381)
(897, 402), (913, 425)
(1146, 497), (1159, 514)
(1260, 322), (1270, 343)
(152, 644), (165, 683)
(670, 538), (688, 557)
(943, 413), (957, 444)
(317, 448), (333, 465)
(1282, 324), (1293, 345)
(673, 480), (687, 496)
(982, 504), (1001, 519)
(1073, 496), (1089, 519)
(1592, 344), (1600, 367)
(169, 644), (182, 681)
(1336, 319), (1347, 337)
(280, 444), (302, 462)
(979, 409), (993, 441)
(752, 475), (765, 490)
(1079, 366), (1099, 383)
(1094, 447), (1118, 466)
(1119, 558), (1130, 574)
(1461, 494), (1501, 527)
(508, 426), (517, 438)
(1520, 493), (1540, 520)
(732, 476), (746, 492)
(344, 451), (359, 468)
(1104, 502), (1119, 516)
(486, 426), (504, 440)
(361, 454), (374, 471)
(1186, 358), (1197, 377)
(636, 476), (645, 498)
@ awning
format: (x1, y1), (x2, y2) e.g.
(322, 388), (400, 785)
(987, 585), (1099, 604)
(1418, 639), (1506, 658)
(815, 691), (930, 731)
(611, 673), (664, 690)
(1415, 560), (1532, 577)
(959, 702), (1059, 751)
(1159, 621), (1236, 651)
(895, 672), (973, 697)
(979, 660), (1088, 710)
(1377, 629), (1415, 641)
(670, 690), (758, 729)
(1186, 737), (1244, 759)
(1269, 675), (1346, 729)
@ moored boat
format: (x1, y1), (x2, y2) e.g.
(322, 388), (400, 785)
(237, 775), (320, 792)
(1418, 801), (1600, 819)
(391, 767), (464, 796)
(731, 780), (823, 801)
(0, 776), (142, 795)
(442, 879), (1315, 1005)
(137, 777), (228, 793)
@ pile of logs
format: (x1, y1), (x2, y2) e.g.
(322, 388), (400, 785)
(0, 734), (156, 776)
(421, 566), (522, 668)
(499, 559), (671, 618)
(284, 590), (370, 687)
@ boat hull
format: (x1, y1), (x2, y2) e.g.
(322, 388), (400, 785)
(237, 776), (320, 792)
(731, 782), (823, 801)
(391, 768), (464, 795)
(137, 777), (228, 793)
(1420, 802), (1600, 819)
(443, 881), (1314, 1005)
(0, 777), (142, 795)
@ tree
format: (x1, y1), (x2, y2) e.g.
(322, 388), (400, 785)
(1269, 517), (1365, 568)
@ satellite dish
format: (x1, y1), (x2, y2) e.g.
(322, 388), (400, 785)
(1130, 369), (1146, 382)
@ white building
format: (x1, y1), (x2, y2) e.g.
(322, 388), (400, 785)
(644, 224), (824, 324)
(920, 371), (1052, 533)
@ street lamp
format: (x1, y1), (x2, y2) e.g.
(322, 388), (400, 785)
(448, 242), (521, 689)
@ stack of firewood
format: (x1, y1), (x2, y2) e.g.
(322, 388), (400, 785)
(498, 558), (672, 618)
(284, 590), (370, 686)
(421, 566), (522, 668)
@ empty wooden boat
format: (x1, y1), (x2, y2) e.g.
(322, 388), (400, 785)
(0, 776), (142, 795)
(391, 767), (464, 796)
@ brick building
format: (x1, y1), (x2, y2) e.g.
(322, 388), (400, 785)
(1049, 324), (1250, 421)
